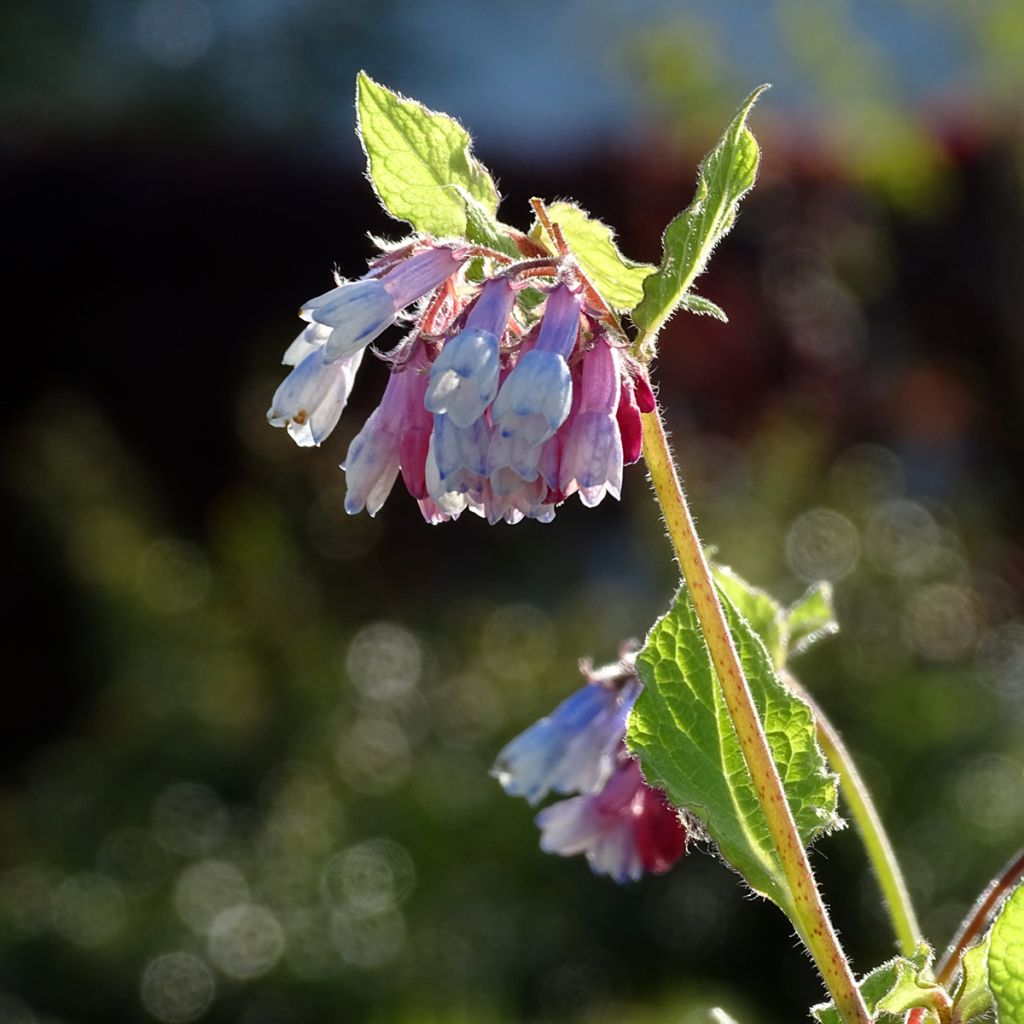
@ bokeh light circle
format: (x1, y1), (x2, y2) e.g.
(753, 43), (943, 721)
(140, 952), (216, 1023)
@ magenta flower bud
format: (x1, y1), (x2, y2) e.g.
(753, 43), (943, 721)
(616, 377), (644, 467)
(632, 366), (656, 413)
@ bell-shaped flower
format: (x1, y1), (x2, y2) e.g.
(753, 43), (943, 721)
(424, 426), (486, 521)
(559, 335), (625, 506)
(481, 476), (556, 526)
(342, 338), (433, 516)
(267, 326), (366, 447)
(493, 657), (688, 882)
(303, 245), (465, 362)
(424, 279), (516, 428)
(492, 675), (642, 805)
(535, 757), (688, 883)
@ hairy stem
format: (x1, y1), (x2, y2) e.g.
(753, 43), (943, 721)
(936, 846), (1024, 986)
(786, 673), (923, 958)
(640, 406), (870, 1024)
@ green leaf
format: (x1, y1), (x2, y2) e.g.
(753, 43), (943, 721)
(632, 85), (768, 342)
(787, 582), (839, 658)
(990, 882), (1024, 1024)
(531, 202), (654, 311)
(356, 71), (500, 237)
(628, 582), (840, 906)
(953, 933), (993, 1024)
(454, 187), (521, 258)
(812, 946), (943, 1024)
(680, 293), (729, 322)
(712, 564), (787, 669)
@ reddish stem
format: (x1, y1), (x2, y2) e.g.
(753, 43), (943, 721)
(936, 846), (1024, 986)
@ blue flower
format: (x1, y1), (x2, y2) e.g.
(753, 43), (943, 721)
(267, 324), (365, 447)
(301, 245), (465, 362)
(493, 659), (689, 883)
(491, 675), (641, 806)
(424, 279), (516, 428)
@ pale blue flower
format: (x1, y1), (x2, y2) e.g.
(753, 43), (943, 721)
(491, 677), (641, 806)
(267, 330), (365, 447)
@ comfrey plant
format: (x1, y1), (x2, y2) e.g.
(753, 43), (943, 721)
(270, 73), (1024, 1024)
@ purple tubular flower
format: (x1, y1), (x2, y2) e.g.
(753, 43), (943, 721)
(302, 245), (464, 363)
(379, 246), (462, 307)
(303, 279), (398, 362)
(267, 325), (365, 447)
(424, 279), (516, 428)
(342, 339), (432, 516)
(486, 285), (581, 491)
(559, 336), (624, 507)
(492, 657), (689, 883)
(535, 758), (687, 884)
(491, 676), (641, 805)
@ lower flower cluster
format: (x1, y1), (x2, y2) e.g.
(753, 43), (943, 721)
(267, 240), (655, 525)
(491, 655), (688, 883)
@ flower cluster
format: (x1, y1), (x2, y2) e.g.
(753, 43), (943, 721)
(268, 240), (655, 524)
(491, 655), (688, 883)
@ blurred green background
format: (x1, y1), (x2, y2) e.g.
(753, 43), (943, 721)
(4, 2), (1024, 1022)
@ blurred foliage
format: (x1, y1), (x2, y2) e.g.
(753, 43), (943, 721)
(624, 0), (1024, 210)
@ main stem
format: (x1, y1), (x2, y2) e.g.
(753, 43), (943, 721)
(786, 673), (923, 958)
(641, 407), (870, 1024)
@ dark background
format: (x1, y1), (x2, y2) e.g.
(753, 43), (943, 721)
(3, 2), (1024, 1023)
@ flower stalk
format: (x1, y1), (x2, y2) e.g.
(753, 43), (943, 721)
(786, 672), (923, 959)
(639, 403), (870, 1024)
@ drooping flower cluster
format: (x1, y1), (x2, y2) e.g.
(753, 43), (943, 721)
(491, 655), (688, 883)
(268, 239), (655, 524)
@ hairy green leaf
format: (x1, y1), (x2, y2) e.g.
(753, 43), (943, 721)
(356, 71), (499, 236)
(531, 202), (654, 311)
(632, 86), (768, 342)
(812, 946), (941, 1024)
(628, 582), (840, 906)
(680, 293), (729, 321)
(455, 187), (521, 258)
(953, 933), (993, 1024)
(713, 564), (787, 669)
(990, 883), (1024, 1024)
(787, 582), (839, 658)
